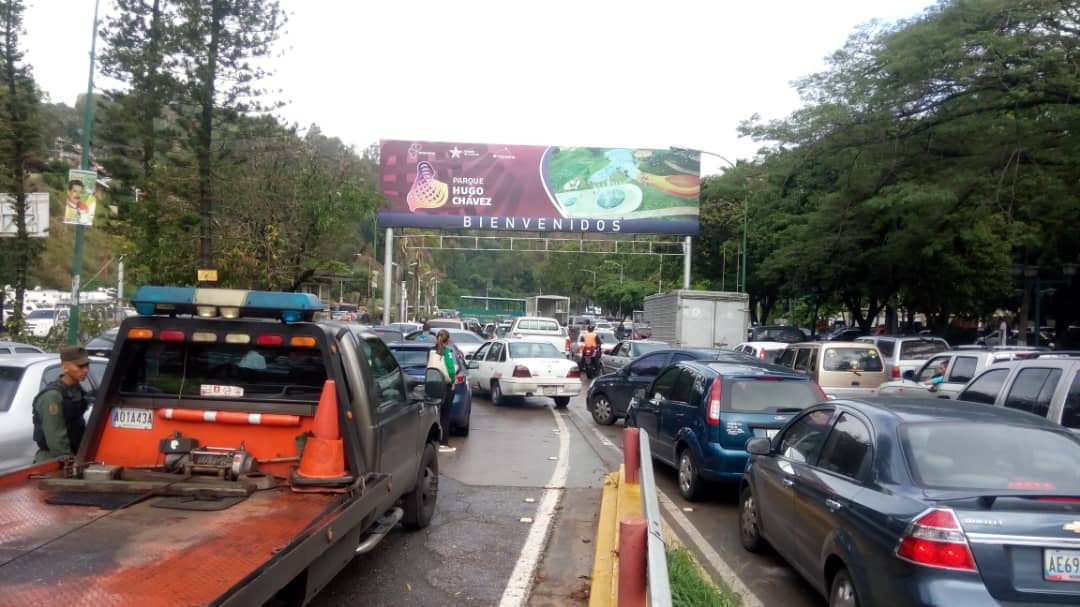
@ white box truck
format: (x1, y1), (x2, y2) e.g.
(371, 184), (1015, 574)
(643, 290), (749, 349)
(526, 295), (570, 326)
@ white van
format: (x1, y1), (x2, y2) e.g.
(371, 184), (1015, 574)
(24, 308), (69, 337)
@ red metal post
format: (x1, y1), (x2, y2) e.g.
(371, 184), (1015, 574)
(623, 427), (640, 484)
(618, 517), (648, 607)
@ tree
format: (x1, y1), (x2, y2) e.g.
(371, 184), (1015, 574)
(172, 0), (285, 271)
(0, 0), (41, 330)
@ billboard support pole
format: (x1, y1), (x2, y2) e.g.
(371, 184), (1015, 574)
(683, 237), (691, 289)
(383, 227), (393, 326)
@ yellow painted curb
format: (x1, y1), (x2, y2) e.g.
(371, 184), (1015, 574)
(589, 471), (620, 607)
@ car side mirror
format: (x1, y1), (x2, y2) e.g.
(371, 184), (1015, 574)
(746, 437), (772, 456)
(902, 370), (915, 381)
(424, 369), (447, 406)
(467, 360), (480, 370)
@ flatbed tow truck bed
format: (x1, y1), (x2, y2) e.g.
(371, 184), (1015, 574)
(0, 462), (387, 606)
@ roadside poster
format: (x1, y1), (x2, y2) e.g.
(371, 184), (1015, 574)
(0, 192), (50, 237)
(65, 169), (97, 226)
(379, 140), (701, 235)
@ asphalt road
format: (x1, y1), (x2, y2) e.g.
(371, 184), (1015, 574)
(312, 380), (823, 607)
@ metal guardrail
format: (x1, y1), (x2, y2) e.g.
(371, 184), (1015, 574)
(638, 429), (672, 607)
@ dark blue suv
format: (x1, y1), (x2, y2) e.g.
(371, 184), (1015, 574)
(628, 360), (824, 500)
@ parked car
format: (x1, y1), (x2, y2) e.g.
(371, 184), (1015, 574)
(775, 342), (887, 398)
(370, 325), (405, 344)
(856, 335), (951, 380)
(85, 327), (119, 358)
(466, 339), (580, 408)
(586, 348), (753, 426)
(732, 341), (789, 364)
(878, 348), (1039, 400)
(601, 340), (669, 375)
(956, 352), (1080, 430)
(739, 398), (1080, 607)
(0, 354), (108, 474)
(0, 341), (43, 355)
(629, 359), (825, 500)
(748, 325), (805, 344)
(507, 316), (570, 357)
(386, 342), (472, 436)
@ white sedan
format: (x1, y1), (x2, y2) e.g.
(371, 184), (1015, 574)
(466, 339), (581, 408)
(0, 354), (108, 475)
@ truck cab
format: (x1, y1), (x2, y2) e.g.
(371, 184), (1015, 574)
(0, 287), (442, 606)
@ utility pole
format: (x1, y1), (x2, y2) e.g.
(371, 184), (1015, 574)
(68, 0), (101, 344)
(116, 255), (124, 323)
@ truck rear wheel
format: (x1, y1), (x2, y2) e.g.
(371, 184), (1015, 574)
(402, 442), (438, 529)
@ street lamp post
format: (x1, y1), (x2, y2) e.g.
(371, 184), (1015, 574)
(580, 269), (597, 288)
(671, 146), (748, 294)
(603, 260), (624, 284)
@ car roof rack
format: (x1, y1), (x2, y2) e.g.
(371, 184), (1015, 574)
(1022, 351), (1080, 359)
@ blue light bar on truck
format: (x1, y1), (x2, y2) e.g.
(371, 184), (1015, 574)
(131, 286), (323, 322)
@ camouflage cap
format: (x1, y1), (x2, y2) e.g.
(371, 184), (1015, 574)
(60, 344), (89, 366)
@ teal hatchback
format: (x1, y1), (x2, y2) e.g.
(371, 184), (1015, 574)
(628, 360), (825, 500)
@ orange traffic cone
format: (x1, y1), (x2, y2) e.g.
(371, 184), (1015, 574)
(291, 380), (353, 488)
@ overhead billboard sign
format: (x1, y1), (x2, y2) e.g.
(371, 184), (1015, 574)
(379, 140), (701, 234)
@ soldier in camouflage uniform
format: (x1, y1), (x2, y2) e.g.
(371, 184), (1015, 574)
(32, 344), (91, 462)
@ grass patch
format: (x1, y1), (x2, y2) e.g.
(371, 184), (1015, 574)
(667, 545), (741, 607)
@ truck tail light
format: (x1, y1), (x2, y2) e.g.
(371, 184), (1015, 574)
(706, 377), (723, 425)
(567, 367), (580, 378)
(896, 509), (977, 572)
(512, 365), (532, 378)
(892, 365), (901, 379)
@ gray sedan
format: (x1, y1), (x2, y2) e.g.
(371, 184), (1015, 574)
(600, 340), (669, 375)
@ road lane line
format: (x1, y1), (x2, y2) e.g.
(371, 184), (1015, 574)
(566, 403), (765, 607)
(498, 407), (570, 607)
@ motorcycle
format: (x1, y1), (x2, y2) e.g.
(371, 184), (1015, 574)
(580, 345), (601, 379)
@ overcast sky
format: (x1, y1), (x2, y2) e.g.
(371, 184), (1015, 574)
(24, 0), (933, 174)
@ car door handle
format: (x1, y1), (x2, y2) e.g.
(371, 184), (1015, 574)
(781, 477), (795, 488)
(824, 498), (843, 512)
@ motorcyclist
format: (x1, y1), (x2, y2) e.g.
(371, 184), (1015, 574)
(582, 324), (602, 371)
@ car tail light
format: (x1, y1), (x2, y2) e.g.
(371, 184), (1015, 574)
(896, 509), (977, 572)
(512, 365), (532, 378)
(892, 365), (901, 379)
(757, 349), (766, 360)
(706, 376), (723, 425)
(567, 367), (580, 378)
(565, 338), (571, 353)
(455, 373), (465, 384)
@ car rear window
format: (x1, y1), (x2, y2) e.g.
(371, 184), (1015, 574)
(428, 319), (463, 329)
(517, 319), (559, 332)
(872, 339), (895, 357)
(899, 340), (949, 360)
(0, 366), (25, 413)
(726, 378), (821, 413)
(633, 342), (666, 356)
(900, 422), (1080, 492)
(753, 326), (804, 343)
(118, 341), (328, 402)
(509, 342), (562, 358)
(389, 348), (430, 369)
(822, 347), (883, 372)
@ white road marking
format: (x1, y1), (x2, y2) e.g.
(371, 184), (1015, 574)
(498, 407), (570, 607)
(566, 404), (765, 607)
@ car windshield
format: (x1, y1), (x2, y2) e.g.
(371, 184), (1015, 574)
(753, 326), (804, 343)
(632, 342), (666, 356)
(118, 341), (328, 402)
(447, 330), (483, 344)
(0, 366), (25, 413)
(822, 347), (883, 372)
(726, 378), (821, 412)
(27, 309), (54, 319)
(509, 342), (562, 359)
(900, 422), (1080, 492)
(389, 348), (430, 369)
(899, 340), (949, 360)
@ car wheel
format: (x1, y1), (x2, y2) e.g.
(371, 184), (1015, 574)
(402, 442), (438, 529)
(457, 406), (471, 436)
(677, 448), (702, 501)
(829, 567), (859, 607)
(738, 485), (766, 553)
(491, 380), (503, 406)
(554, 396), (570, 409)
(590, 394), (617, 425)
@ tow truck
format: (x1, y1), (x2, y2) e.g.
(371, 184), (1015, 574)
(0, 287), (444, 606)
